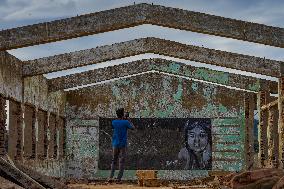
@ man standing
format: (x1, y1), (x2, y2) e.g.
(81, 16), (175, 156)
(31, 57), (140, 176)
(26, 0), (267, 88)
(109, 108), (135, 183)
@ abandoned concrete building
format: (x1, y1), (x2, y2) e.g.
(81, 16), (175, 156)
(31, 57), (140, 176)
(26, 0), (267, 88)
(1, 3), (284, 189)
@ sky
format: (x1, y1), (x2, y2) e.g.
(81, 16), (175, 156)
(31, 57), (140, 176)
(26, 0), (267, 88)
(1, 0), (284, 81)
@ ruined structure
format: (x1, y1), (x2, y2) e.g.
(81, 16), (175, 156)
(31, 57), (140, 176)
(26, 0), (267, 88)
(0, 3), (284, 186)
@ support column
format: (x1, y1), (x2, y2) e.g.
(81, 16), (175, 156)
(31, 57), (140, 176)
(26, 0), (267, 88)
(31, 107), (37, 159)
(0, 96), (6, 156)
(54, 114), (59, 159)
(257, 91), (269, 167)
(8, 101), (23, 160)
(44, 112), (48, 159)
(37, 109), (47, 159)
(244, 93), (255, 170)
(278, 77), (284, 168)
(16, 104), (24, 160)
(24, 105), (36, 159)
(48, 113), (56, 159)
(58, 117), (65, 159)
(267, 105), (279, 168)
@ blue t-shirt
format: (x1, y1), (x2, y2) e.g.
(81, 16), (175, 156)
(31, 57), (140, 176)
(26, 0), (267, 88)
(112, 119), (133, 148)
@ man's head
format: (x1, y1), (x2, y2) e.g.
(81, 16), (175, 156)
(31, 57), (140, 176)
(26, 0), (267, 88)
(116, 108), (124, 118)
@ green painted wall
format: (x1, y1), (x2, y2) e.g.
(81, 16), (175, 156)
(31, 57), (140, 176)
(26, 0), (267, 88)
(65, 73), (246, 180)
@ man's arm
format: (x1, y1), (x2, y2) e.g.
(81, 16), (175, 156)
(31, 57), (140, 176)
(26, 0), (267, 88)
(127, 119), (136, 130)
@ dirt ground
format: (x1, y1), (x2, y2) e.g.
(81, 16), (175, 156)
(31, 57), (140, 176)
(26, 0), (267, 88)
(0, 176), (24, 189)
(68, 183), (211, 189)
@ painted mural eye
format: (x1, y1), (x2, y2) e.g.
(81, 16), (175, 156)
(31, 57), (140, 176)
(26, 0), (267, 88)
(200, 132), (206, 138)
(189, 132), (195, 138)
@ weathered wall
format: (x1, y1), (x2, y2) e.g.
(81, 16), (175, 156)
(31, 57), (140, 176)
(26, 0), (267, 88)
(20, 86), (67, 177)
(0, 51), (22, 101)
(24, 75), (66, 115)
(65, 72), (246, 180)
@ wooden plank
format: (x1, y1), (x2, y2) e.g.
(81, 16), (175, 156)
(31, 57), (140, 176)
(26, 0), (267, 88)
(0, 157), (45, 189)
(212, 142), (242, 151)
(15, 162), (68, 189)
(212, 118), (243, 126)
(212, 161), (243, 171)
(212, 152), (242, 160)
(212, 126), (241, 135)
(1, 3), (284, 50)
(213, 134), (242, 143)
(261, 96), (284, 110)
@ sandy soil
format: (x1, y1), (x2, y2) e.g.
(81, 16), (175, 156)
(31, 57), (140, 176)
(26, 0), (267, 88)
(0, 176), (24, 189)
(68, 183), (210, 189)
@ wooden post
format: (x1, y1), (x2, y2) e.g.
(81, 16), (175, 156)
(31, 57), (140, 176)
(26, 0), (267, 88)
(0, 96), (6, 156)
(267, 105), (279, 168)
(257, 91), (269, 167)
(278, 77), (284, 168)
(244, 93), (255, 170)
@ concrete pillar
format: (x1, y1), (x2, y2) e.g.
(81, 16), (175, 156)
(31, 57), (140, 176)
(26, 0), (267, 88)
(37, 109), (47, 159)
(48, 113), (56, 159)
(267, 105), (279, 168)
(44, 112), (48, 159)
(31, 108), (37, 159)
(58, 117), (65, 159)
(244, 93), (255, 170)
(8, 100), (23, 160)
(278, 77), (284, 168)
(0, 96), (6, 156)
(54, 114), (59, 159)
(16, 104), (24, 160)
(257, 91), (269, 167)
(24, 105), (36, 159)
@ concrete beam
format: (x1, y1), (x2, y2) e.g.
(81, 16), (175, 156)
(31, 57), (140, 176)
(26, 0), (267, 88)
(23, 37), (282, 77)
(1, 3), (284, 50)
(48, 58), (277, 93)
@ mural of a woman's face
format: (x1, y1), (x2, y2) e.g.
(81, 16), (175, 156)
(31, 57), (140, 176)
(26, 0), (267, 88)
(187, 125), (208, 153)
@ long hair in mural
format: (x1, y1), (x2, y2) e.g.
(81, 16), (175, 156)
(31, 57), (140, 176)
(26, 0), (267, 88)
(178, 119), (212, 170)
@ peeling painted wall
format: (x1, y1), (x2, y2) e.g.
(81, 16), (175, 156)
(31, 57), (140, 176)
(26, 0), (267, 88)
(48, 58), (276, 93)
(65, 72), (246, 180)
(65, 120), (99, 179)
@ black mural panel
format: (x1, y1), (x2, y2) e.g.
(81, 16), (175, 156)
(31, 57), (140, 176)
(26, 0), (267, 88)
(99, 118), (212, 170)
